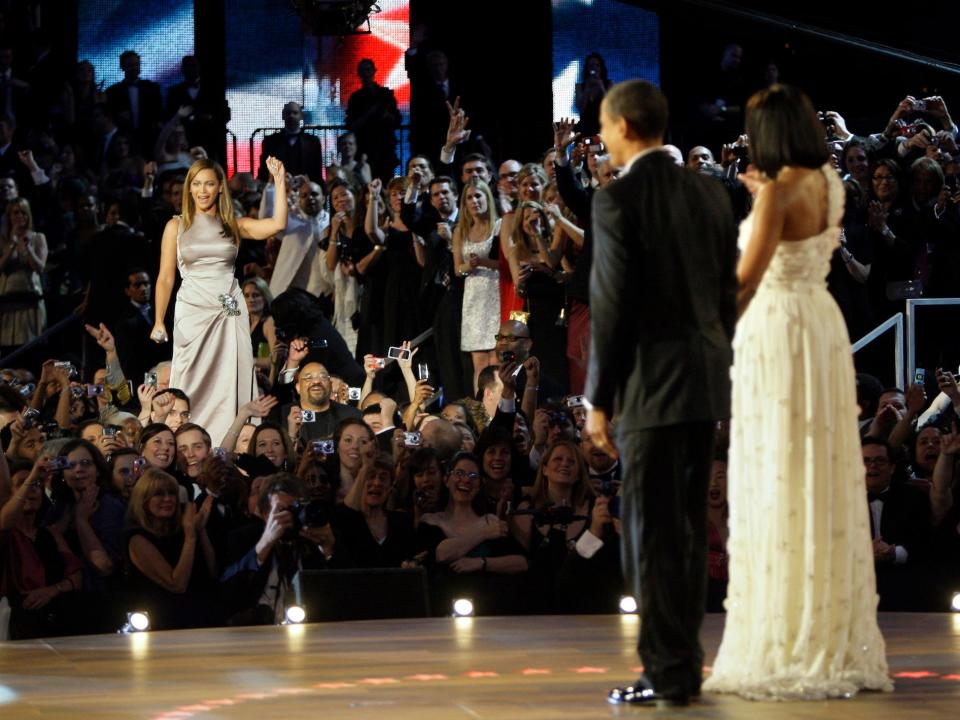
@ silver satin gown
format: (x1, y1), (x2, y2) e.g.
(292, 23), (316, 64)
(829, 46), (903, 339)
(169, 214), (255, 446)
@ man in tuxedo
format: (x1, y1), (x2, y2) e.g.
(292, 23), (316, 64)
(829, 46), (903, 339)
(257, 102), (323, 183)
(585, 80), (737, 707)
(105, 51), (163, 154)
(114, 269), (170, 386)
(345, 59), (401, 183)
(862, 436), (934, 610)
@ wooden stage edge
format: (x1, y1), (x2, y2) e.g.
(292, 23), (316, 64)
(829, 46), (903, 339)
(1, 613), (959, 719)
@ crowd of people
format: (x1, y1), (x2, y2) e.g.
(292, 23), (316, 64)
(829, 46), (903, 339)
(0, 33), (959, 640)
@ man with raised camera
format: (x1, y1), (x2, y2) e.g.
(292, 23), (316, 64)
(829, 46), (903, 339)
(284, 353), (360, 447)
(219, 473), (343, 625)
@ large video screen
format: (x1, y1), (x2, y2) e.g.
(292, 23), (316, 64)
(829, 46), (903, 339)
(77, 0), (195, 91)
(225, 0), (410, 177)
(552, 0), (660, 122)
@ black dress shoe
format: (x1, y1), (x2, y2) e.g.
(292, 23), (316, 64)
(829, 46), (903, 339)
(607, 682), (690, 707)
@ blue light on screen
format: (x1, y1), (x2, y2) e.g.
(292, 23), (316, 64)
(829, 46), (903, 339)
(552, 0), (660, 122)
(77, 0), (195, 91)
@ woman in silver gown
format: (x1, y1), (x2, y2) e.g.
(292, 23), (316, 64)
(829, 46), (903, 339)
(151, 157), (287, 446)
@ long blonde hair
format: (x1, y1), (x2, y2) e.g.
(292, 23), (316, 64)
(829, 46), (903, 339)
(181, 158), (240, 243)
(2, 197), (33, 244)
(455, 178), (497, 239)
(126, 467), (183, 537)
(508, 200), (551, 264)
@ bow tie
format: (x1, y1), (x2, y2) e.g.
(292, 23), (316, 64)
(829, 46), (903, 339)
(867, 492), (885, 503)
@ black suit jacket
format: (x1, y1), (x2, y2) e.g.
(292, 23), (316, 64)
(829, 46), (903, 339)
(105, 79), (164, 150)
(874, 483), (932, 562)
(586, 150), (737, 430)
(257, 131), (324, 183)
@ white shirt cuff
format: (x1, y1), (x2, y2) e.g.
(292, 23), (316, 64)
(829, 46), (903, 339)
(575, 529), (604, 559)
(894, 545), (908, 565)
(498, 397), (516, 413)
(279, 368), (297, 384)
(440, 146), (455, 165)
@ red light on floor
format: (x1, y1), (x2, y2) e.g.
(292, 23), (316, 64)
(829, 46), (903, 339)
(521, 668), (552, 675)
(571, 666), (608, 674)
(942, 674), (960, 681)
(359, 677), (399, 685)
(465, 671), (499, 678)
(893, 671), (939, 679)
(313, 682), (357, 689)
(406, 674), (448, 681)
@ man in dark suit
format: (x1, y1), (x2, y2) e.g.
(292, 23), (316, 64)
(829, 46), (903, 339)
(257, 102), (323, 183)
(584, 80), (737, 707)
(862, 436), (935, 610)
(114, 268), (170, 388)
(105, 51), (163, 154)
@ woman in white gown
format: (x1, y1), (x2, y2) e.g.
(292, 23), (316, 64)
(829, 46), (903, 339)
(151, 157), (287, 447)
(703, 85), (892, 700)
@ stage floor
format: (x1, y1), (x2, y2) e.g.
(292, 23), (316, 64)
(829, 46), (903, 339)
(1, 613), (959, 719)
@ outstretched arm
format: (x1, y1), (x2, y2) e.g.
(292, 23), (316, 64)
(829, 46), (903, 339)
(238, 157), (288, 240)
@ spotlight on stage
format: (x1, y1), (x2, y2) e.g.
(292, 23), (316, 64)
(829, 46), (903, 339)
(618, 596), (638, 614)
(284, 605), (307, 625)
(119, 610), (151, 634)
(452, 598), (475, 617)
(951, 592), (960, 612)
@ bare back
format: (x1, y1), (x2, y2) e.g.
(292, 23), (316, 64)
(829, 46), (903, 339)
(777, 166), (831, 242)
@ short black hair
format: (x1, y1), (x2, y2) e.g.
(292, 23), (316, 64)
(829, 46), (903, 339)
(429, 175), (458, 194)
(602, 80), (668, 141)
(745, 84), (829, 179)
(861, 435), (892, 457)
(156, 387), (190, 409)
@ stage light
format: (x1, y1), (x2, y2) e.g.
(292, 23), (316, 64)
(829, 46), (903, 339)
(284, 605), (307, 624)
(619, 596), (638, 614)
(452, 598), (475, 617)
(951, 592), (960, 612)
(119, 610), (151, 634)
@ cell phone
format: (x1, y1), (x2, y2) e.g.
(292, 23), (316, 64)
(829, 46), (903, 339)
(387, 346), (411, 360)
(144, 371), (158, 388)
(501, 350), (516, 364)
(417, 363), (430, 382)
(308, 338), (329, 349)
(213, 447), (227, 460)
(301, 410), (316, 422)
(54, 361), (77, 378)
(373, 357), (386, 369)
(312, 439), (335, 455)
(102, 426), (118, 438)
(403, 431), (422, 448)
(86, 384), (105, 397)
(913, 98), (927, 112)
(914, 368), (927, 385)
(48, 455), (71, 470)
(71, 385), (86, 398)
(133, 457), (147, 472)
(347, 387), (361, 401)
(566, 395), (584, 408)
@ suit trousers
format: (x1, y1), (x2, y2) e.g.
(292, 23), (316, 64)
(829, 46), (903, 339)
(618, 421), (715, 697)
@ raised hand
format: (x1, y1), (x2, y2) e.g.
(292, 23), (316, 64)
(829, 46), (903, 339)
(395, 340), (419, 374)
(367, 178), (382, 197)
(242, 395), (279, 419)
(265, 156), (286, 183)
(552, 117), (579, 150)
(286, 337), (309, 369)
(152, 391), (175, 421)
(937, 368), (960, 402)
(445, 97), (471, 148)
(137, 383), (157, 409)
(905, 383), (927, 415)
(941, 422), (960, 456)
(84, 322), (116, 354)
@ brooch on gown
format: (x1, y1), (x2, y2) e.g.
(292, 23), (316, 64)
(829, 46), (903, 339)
(218, 294), (241, 316)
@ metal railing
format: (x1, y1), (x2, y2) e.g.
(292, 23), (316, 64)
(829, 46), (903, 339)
(852, 313), (905, 389)
(234, 124), (411, 179)
(0, 312), (82, 368)
(225, 128), (238, 177)
(906, 298), (960, 381)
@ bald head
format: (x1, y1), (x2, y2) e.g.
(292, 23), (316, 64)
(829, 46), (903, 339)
(495, 319), (532, 363)
(421, 418), (463, 462)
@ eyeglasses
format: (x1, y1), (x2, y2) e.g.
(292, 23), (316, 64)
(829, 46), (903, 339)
(302, 373), (331, 382)
(66, 458), (95, 469)
(863, 456), (890, 466)
(495, 334), (529, 343)
(451, 468), (480, 481)
(872, 175), (897, 183)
